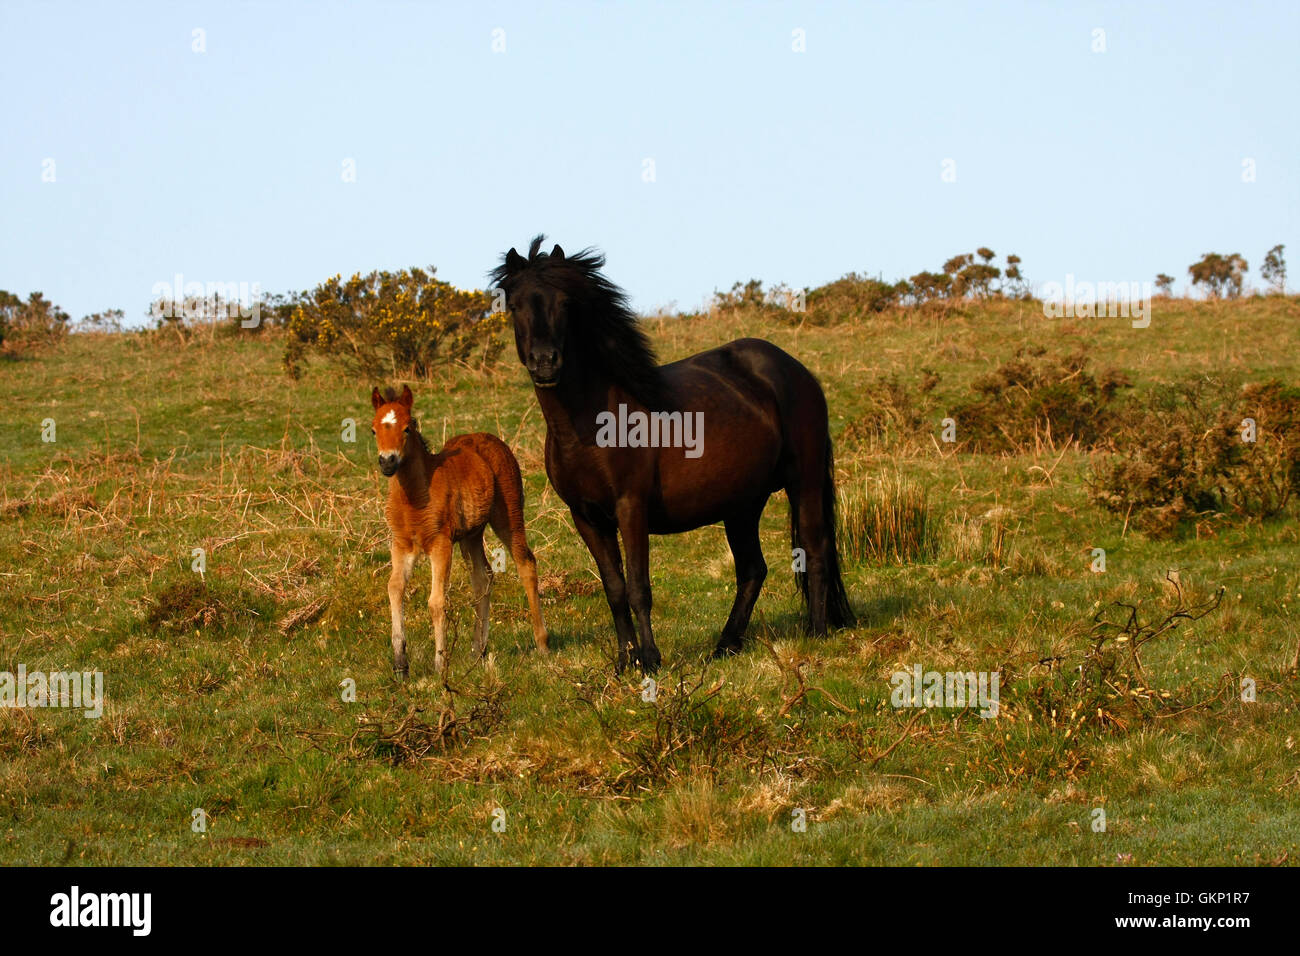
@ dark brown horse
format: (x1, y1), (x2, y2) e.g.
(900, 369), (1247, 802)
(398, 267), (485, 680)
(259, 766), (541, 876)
(491, 236), (853, 671)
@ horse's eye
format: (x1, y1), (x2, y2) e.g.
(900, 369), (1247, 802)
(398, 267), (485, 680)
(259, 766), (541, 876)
(403, 426), (410, 434)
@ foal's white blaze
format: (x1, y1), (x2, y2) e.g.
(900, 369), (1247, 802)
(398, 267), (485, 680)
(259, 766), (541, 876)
(381, 410), (397, 425)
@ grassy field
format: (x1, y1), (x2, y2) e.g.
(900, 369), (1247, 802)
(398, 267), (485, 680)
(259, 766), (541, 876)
(2, 296), (1298, 865)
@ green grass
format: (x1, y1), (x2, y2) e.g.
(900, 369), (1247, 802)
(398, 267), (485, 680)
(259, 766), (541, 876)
(1, 297), (1298, 865)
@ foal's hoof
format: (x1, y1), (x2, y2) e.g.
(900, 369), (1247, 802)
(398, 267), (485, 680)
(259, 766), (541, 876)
(638, 648), (662, 674)
(393, 666), (409, 681)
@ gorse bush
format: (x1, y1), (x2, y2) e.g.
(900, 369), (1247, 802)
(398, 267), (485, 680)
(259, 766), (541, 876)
(1090, 377), (1300, 536)
(840, 374), (931, 450)
(0, 290), (70, 354)
(806, 274), (905, 324)
(949, 348), (1132, 453)
(283, 266), (507, 379)
(710, 248), (1028, 326)
(709, 278), (801, 320)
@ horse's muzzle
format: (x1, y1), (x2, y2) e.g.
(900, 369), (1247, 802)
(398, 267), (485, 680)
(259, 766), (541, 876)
(528, 349), (561, 387)
(378, 454), (400, 476)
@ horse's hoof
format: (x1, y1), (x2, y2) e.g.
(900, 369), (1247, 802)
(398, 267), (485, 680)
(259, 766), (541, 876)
(393, 667), (409, 681)
(639, 649), (662, 674)
(711, 640), (742, 660)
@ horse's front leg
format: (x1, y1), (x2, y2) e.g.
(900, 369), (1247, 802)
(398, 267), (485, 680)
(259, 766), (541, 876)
(571, 510), (639, 673)
(428, 535), (454, 675)
(616, 500), (660, 674)
(388, 544), (416, 679)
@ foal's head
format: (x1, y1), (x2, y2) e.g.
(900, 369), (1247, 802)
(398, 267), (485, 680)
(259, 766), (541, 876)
(370, 385), (415, 477)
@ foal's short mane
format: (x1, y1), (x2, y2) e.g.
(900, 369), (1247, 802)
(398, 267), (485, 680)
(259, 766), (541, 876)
(491, 235), (664, 406)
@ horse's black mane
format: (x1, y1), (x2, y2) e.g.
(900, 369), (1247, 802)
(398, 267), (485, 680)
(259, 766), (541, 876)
(490, 235), (663, 406)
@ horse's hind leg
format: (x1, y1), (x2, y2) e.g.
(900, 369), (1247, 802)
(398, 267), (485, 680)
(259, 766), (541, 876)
(459, 530), (494, 658)
(713, 499), (769, 658)
(388, 544), (416, 678)
(489, 499), (548, 654)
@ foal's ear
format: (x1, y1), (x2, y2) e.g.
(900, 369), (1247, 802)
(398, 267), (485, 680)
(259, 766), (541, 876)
(551, 244), (565, 260)
(505, 247), (526, 273)
(399, 384), (414, 408)
(371, 387), (384, 410)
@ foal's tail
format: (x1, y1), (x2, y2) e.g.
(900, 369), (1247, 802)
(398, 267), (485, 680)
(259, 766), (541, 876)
(481, 434), (549, 651)
(791, 440), (856, 631)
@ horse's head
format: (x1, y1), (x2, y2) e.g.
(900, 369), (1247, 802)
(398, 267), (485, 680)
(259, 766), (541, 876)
(492, 236), (663, 404)
(370, 385), (414, 476)
(494, 240), (573, 389)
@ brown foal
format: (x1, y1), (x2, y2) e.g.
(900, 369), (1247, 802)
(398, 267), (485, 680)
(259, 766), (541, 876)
(371, 385), (547, 677)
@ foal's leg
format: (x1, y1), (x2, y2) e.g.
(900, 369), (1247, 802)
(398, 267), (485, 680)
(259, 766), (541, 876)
(428, 536), (454, 675)
(714, 499), (770, 658)
(615, 499), (661, 674)
(459, 530), (494, 658)
(388, 544), (416, 678)
(571, 510), (639, 672)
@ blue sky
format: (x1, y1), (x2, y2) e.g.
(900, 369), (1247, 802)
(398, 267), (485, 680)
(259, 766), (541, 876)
(2, 1), (1296, 324)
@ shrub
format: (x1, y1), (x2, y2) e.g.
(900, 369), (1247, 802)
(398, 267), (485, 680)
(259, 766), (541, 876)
(1188, 252), (1248, 299)
(908, 270), (953, 304)
(282, 267), (506, 379)
(710, 279), (801, 320)
(805, 273), (902, 323)
(0, 290), (70, 354)
(145, 293), (263, 343)
(1090, 377), (1300, 535)
(1261, 244), (1287, 294)
(75, 309), (125, 333)
(949, 348), (1132, 453)
(840, 374), (930, 449)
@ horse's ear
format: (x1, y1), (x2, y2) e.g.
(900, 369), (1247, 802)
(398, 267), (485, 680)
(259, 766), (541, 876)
(371, 387), (384, 410)
(505, 247), (526, 274)
(399, 385), (414, 408)
(551, 244), (565, 260)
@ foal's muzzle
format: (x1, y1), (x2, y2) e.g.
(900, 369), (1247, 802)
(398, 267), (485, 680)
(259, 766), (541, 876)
(378, 453), (400, 476)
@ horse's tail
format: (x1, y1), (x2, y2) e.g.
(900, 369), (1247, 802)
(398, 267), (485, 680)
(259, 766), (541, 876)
(791, 439), (855, 630)
(820, 440), (855, 629)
